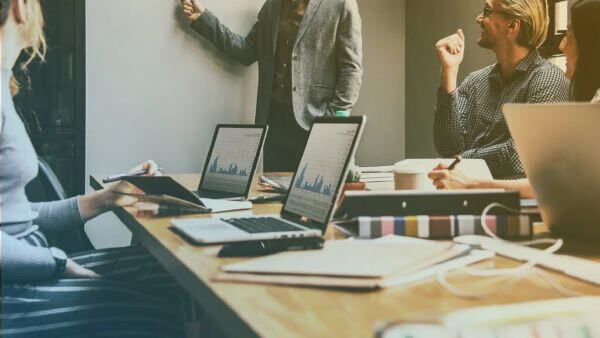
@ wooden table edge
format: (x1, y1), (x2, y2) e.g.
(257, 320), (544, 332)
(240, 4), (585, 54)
(90, 175), (261, 338)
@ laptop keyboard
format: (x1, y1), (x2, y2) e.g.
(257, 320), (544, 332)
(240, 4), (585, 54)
(223, 217), (303, 234)
(195, 191), (230, 199)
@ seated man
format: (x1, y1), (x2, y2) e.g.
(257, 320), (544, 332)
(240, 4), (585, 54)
(434, 0), (569, 179)
(429, 0), (600, 198)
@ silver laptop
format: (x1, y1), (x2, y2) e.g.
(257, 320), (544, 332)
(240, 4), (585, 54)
(503, 103), (600, 239)
(195, 124), (268, 200)
(171, 116), (366, 244)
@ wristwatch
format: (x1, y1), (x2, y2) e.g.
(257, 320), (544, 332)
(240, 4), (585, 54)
(50, 247), (67, 275)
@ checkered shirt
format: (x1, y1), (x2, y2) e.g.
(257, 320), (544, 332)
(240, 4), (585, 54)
(434, 50), (570, 179)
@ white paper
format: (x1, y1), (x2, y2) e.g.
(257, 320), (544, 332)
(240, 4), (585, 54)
(393, 159), (493, 191)
(555, 1), (569, 35)
(360, 172), (394, 183)
(548, 55), (567, 72)
(223, 240), (453, 278)
(359, 166), (395, 173)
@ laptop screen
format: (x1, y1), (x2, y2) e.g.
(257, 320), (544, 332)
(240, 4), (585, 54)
(283, 120), (362, 224)
(199, 126), (266, 195)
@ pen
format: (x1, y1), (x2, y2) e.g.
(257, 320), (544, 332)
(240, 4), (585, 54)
(249, 194), (287, 203)
(102, 167), (163, 183)
(447, 156), (462, 171)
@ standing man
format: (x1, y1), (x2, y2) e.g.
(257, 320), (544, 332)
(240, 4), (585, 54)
(180, 0), (363, 171)
(434, 0), (569, 179)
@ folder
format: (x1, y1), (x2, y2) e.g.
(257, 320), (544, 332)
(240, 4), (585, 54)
(214, 239), (470, 289)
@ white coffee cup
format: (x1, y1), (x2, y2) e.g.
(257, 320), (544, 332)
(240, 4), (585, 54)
(393, 167), (426, 190)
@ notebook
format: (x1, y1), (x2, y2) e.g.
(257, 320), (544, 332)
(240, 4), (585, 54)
(214, 239), (469, 289)
(336, 215), (533, 239)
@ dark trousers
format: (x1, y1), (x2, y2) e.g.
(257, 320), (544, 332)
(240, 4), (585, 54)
(1, 232), (186, 337)
(264, 99), (309, 172)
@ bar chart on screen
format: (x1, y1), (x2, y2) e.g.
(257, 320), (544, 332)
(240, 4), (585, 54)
(208, 156), (249, 177)
(285, 123), (358, 223)
(201, 128), (264, 194)
(295, 164), (334, 196)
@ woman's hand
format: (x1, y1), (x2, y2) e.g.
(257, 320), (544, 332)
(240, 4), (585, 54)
(128, 160), (162, 178)
(101, 160), (162, 208)
(79, 161), (162, 221)
(104, 180), (145, 208)
(428, 163), (474, 190)
(108, 160), (161, 206)
(63, 259), (100, 279)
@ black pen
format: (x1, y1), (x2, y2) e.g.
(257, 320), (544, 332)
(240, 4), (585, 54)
(447, 156), (462, 171)
(249, 194), (287, 204)
(102, 167), (163, 183)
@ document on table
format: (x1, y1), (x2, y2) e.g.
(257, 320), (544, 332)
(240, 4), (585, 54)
(214, 236), (487, 289)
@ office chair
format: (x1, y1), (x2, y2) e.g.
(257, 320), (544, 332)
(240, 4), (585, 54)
(26, 156), (95, 254)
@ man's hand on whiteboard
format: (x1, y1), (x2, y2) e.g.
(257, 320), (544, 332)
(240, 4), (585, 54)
(180, 0), (205, 23)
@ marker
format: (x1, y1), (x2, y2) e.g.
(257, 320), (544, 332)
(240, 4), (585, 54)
(335, 110), (350, 117)
(102, 167), (163, 183)
(249, 194), (287, 204)
(447, 156), (462, 171)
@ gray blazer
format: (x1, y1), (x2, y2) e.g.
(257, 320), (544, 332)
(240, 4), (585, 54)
(191, 0), (363, 130)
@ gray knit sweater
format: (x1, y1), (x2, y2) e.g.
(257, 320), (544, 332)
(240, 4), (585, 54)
(1, 67), (84, 282)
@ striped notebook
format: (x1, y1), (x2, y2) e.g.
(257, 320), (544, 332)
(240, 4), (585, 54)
(337, 215), (532, 239)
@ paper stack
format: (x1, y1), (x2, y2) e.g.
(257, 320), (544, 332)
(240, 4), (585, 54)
(214, 236), (492, 290)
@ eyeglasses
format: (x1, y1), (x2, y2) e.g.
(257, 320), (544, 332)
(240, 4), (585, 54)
(483, 6), (513, 18)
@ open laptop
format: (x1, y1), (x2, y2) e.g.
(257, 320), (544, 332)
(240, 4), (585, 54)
(171, 116), (366, 244)
(503, 103), (600, 239)
(123, 125), (267, 208)
(195, 124), (268, 200)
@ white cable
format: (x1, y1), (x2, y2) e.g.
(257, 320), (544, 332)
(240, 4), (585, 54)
(437, 202), (588, 299)
(534, 270), (587, 297)
(479, 203), (561, 247)
(438, 267), (587, 300)
(437, 266), (535, 300)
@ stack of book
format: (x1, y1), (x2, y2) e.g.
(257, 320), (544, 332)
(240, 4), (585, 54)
(337, 214), (532, 239)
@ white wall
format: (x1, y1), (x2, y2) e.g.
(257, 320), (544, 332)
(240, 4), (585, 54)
(85, 0), (261, 248)
(405, 0), (496, 157)
(354, 0), (406, 165)
(85, 0), (406, 247)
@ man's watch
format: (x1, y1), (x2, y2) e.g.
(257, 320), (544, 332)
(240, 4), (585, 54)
(50, 247), (68, 275)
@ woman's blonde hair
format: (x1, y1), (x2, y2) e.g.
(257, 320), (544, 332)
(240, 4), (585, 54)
(498, 0), (549, 48)
(1, 0), (47, 95)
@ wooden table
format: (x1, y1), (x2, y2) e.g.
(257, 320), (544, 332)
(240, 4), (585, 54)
(90, 174), (600, 338)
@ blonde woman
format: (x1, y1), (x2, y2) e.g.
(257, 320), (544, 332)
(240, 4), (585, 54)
(429, 0), (600, 198)
(434, 0), (569, 180)
(1, 0), (185, 336)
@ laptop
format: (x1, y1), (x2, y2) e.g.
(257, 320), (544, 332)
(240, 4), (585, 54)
(503, 103), (600, 239)
(171, 116), (367, 244)
(121, 125), (266, 213)
(196, 124), (268, 200)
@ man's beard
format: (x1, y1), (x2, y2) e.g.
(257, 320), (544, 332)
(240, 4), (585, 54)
(478, 37), (494, 49)
(478, 30), (495, 49)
